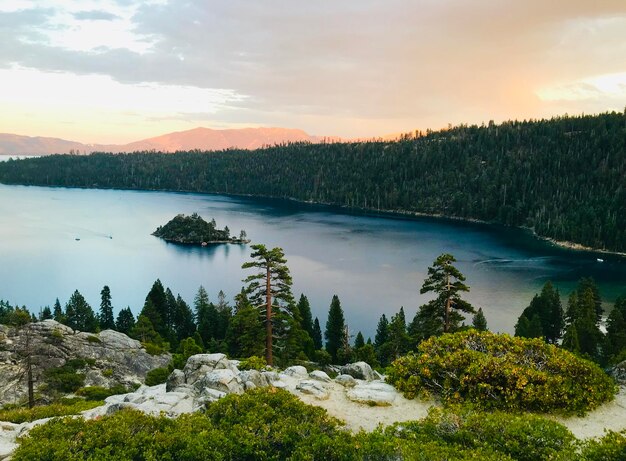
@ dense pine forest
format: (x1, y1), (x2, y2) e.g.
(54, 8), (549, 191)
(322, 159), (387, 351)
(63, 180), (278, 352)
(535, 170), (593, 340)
(0, 111), (624, 251)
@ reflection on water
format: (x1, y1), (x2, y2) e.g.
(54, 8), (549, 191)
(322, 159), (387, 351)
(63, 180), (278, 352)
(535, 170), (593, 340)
(0, 183), (624, 337)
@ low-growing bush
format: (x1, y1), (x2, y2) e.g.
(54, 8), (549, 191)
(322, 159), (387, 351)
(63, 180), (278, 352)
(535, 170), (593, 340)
(238, 355), (267, 371)
(142, 341), (169, 355)
(0, 400), (103, 424)
(44, 365), (85, 393)
(387, 330), (616, 414)
(87, 335), (101, 343)
(145, 366), (170, 386)
(76, 385), (129, 401)
(580, 429), (626, 461)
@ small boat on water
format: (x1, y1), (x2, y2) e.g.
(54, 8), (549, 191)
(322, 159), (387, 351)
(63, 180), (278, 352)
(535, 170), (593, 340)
(75, 238), (80, 241)
(597, 258), (604, 263)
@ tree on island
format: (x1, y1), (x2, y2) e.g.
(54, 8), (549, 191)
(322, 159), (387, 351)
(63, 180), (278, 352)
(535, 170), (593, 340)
(410, 254), (475, 341)
(242, 244), (295, 366)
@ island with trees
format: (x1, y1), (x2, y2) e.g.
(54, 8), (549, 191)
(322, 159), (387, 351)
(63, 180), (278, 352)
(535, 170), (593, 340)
(152, 213), (250, 246)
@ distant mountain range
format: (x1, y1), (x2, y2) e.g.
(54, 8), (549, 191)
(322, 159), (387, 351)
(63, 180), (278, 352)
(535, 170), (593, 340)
(0, 127), (343, 155)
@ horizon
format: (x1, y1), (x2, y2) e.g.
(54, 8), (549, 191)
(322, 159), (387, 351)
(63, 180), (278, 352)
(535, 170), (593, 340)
(1, 1), (625, 144)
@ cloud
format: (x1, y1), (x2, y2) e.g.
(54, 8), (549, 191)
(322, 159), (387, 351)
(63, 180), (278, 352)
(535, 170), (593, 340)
(1, 0), (626, 138)
(73, 10), (120, 21)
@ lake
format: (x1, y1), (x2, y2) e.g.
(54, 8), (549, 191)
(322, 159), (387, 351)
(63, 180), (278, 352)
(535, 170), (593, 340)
(0, 183), (624, 338)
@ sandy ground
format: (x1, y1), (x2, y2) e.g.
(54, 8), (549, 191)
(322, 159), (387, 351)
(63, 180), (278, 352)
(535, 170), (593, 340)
(287, 378), (626, 439)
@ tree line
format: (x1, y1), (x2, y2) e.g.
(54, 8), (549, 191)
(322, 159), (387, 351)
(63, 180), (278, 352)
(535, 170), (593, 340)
(0, 111), (624, 251)
(2, 247), (623, 369)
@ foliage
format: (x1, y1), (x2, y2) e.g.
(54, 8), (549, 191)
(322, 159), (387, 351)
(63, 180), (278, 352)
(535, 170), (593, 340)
(387, 330), (616, 414)
(76, 385), (129, 401)
(472, 308), (488, 331)
(44, 363), (86, 393)
(580, 429), (626, 461)
(145, 367), (171, 386)
(389, 406), (576, 461)
(115, 307), (135, 334)
(515, 282), (563, 343)
(99, 285), (116, 330)
(238, 355), (267, 371)
(325, 294), (346, 363)
(2, 112), (625, 251)
(64, 290), (98, 333)
(0, 400), (103, 424)
(562, 281), (603, 362)
(172, 336), (203, 369)
(153, 213), (238, 244)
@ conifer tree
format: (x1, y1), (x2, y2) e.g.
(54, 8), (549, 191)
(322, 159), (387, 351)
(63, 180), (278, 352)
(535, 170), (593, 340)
(387, 307), (410, 361)
(312, 317), (323, 350)
(173, 294), (196, 341)
(242, 244), (295, 366)
(39, 306), (52, 321)
(472, 307), (488, 331)
(374, 314), (389, 348)
(52, 298), (64, 324)
(297, 294), (314, 337)
(527, 314), (543, 338)
(324, 295), (346, 363)
(604, 307), (626, 363)
(563, 287), (603, 360)
(226, 289), (265, 358)
(514, 315), (530, 338)
(141, 280), (168, 338)
(354, 331), (365, 349)
(65, 290), (98, 332)
(414, 254), (475, 338)
(99, 285), (116, 330)
(115, 307), (135, 335)
(131, 314), (163, 345)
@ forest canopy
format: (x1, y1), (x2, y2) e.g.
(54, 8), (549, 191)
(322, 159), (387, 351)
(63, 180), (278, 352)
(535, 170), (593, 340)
(0, 111), (624, 251)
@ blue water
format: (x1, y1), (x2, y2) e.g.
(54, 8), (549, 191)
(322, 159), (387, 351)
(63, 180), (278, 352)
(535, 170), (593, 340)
(0, 184), (624, 338)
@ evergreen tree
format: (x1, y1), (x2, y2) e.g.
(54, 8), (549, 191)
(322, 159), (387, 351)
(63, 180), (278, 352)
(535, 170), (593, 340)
(39, 306), (53, 321)
(563, 287), (603, 360)
(297, 294), (314, 337)
(194, 286), (212, 346)
(387, 308), (410, 361)
(527, 314), (543, 338)
(576, 277), (603, 323)
(174, 294), (196, 341)
(312, 317), (323, 350)
(99, 285), (116, 330)
(374, 314), (389, 348)
(131, 315), (163, 345)
(324, 295), (346, 363)
(514, 315), (530, 338)
(472, 307), (488, 331)
(65, 290), (98, 332)
(562, 323), (581, 354)
(226, 289), (265, 358)
(141, 280), (168, 338)
(215, 290), (232, 341)
(52, 298), (64, 324)
(354, 331), (365, 349)
(516, 282), (563, 343)
(115, 307), (135, 335)
(416, 253), (475, 336)
(242, 244), (295, 366)
(604, 307), (626, 363)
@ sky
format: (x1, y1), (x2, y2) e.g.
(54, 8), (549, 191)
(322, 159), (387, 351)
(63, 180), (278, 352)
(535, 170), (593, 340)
(1, 0), (625, 144)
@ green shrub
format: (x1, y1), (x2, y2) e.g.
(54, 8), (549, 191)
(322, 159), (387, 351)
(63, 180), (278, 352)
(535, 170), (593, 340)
(581, 430), (626, 461)
(145, 367), (170, 386)
(65, 358), (87, 369)
(76, 385), (129, 401)
(102, 368), (114, 377)
(143, 341), (169, 355)
(44, 365), (85, 393)
(238, 355), (267, 371)
(0, 400), (103, 424)
(388, 407), (576, 461)
(87, 335), (101, 343)
(387, 330), (617, 414)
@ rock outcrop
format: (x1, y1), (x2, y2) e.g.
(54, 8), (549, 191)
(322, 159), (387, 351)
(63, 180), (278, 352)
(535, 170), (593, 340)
(340, 361), (378, 381)
(610, 360), (626, 385)
(0, 320), (170, 405)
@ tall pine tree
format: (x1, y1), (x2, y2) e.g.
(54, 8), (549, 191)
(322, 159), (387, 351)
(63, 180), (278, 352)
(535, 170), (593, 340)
(324, 295), (346, 363)
(99, 285), (116, 330)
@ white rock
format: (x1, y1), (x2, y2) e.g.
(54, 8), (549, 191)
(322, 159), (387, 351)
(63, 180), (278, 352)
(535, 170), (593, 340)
(335, 374), (357, 388)
(346, 382), (398, 406)
(283, 366), (309, 378)
(340, 362), (378, 381)
(309, 370), (332, 382)
(296, 380), (330, 400)
(196, 369), (243, 395)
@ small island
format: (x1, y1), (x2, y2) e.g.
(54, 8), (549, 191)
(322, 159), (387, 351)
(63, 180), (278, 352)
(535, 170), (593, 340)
(152, 213), (250, 246)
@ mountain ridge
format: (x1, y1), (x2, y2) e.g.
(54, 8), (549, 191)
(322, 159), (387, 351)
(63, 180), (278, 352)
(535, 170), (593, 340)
(0, 126), (342, 155)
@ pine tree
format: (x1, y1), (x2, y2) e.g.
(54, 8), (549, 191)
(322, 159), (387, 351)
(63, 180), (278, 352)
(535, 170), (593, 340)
(39, 306), (53, 321)
(527, 314), (543, 338)
(324, 295), (346, 363)
(131, 315), (163, 345)
(374, 314), (389, 348)
(297, 294), (314, 336)
(514, 315), (530, 338)
(99, 285), (116, 330)
(65, 290), (98, 332)
(604, 307), (626, 363)
(387, 308), (410, 361)
(226, 290), (265, 358)
(215, 290), (232, 341)
(53, 298), (64, 324)
(194, 286), (212, 346)
(563, 287), (603, 361)
(242, 244), (295, 366)
(472, 307), (488, 331)
(174, 294), (196, 341)
(576, 277), (603, 323)
(115, 307), (135, 334)
(418, 253), (475, 334)
(354, 331), (365, 349)
(312, 317), (323, 350)
(141, 280), (168, 338)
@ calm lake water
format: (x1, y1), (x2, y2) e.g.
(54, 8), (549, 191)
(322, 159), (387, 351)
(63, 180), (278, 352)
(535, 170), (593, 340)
(0, 184), (624, 338)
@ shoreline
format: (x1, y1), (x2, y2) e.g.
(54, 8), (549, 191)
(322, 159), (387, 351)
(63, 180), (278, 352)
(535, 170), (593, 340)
(2, 181), (624, 258)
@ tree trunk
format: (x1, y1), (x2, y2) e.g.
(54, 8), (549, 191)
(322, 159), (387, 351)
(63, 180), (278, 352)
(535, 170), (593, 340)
(445, 273), (451, 333)
(265, 265), (273, 366)
(27, 356), (35, 409)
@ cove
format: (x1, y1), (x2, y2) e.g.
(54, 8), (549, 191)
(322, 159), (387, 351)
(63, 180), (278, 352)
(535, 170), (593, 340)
(0, 183), (624, 338)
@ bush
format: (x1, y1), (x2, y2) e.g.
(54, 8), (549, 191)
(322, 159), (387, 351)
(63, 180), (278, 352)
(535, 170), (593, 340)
(87, 335), (101, 343)
(238, 355), (267, 371)
(76, 385), (129, 401)
(388, 406), (576, 461)
(143, 341), (169, 355)
(44, 366), (85, 393)
(581, 430), (626, 461)
(145, 367), (170, 386)
(0, 400), (103, 424)
(387, 330), (617, 414)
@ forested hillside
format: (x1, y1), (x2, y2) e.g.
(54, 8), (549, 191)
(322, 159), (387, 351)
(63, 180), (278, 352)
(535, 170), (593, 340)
(0, 112), (624, 251)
